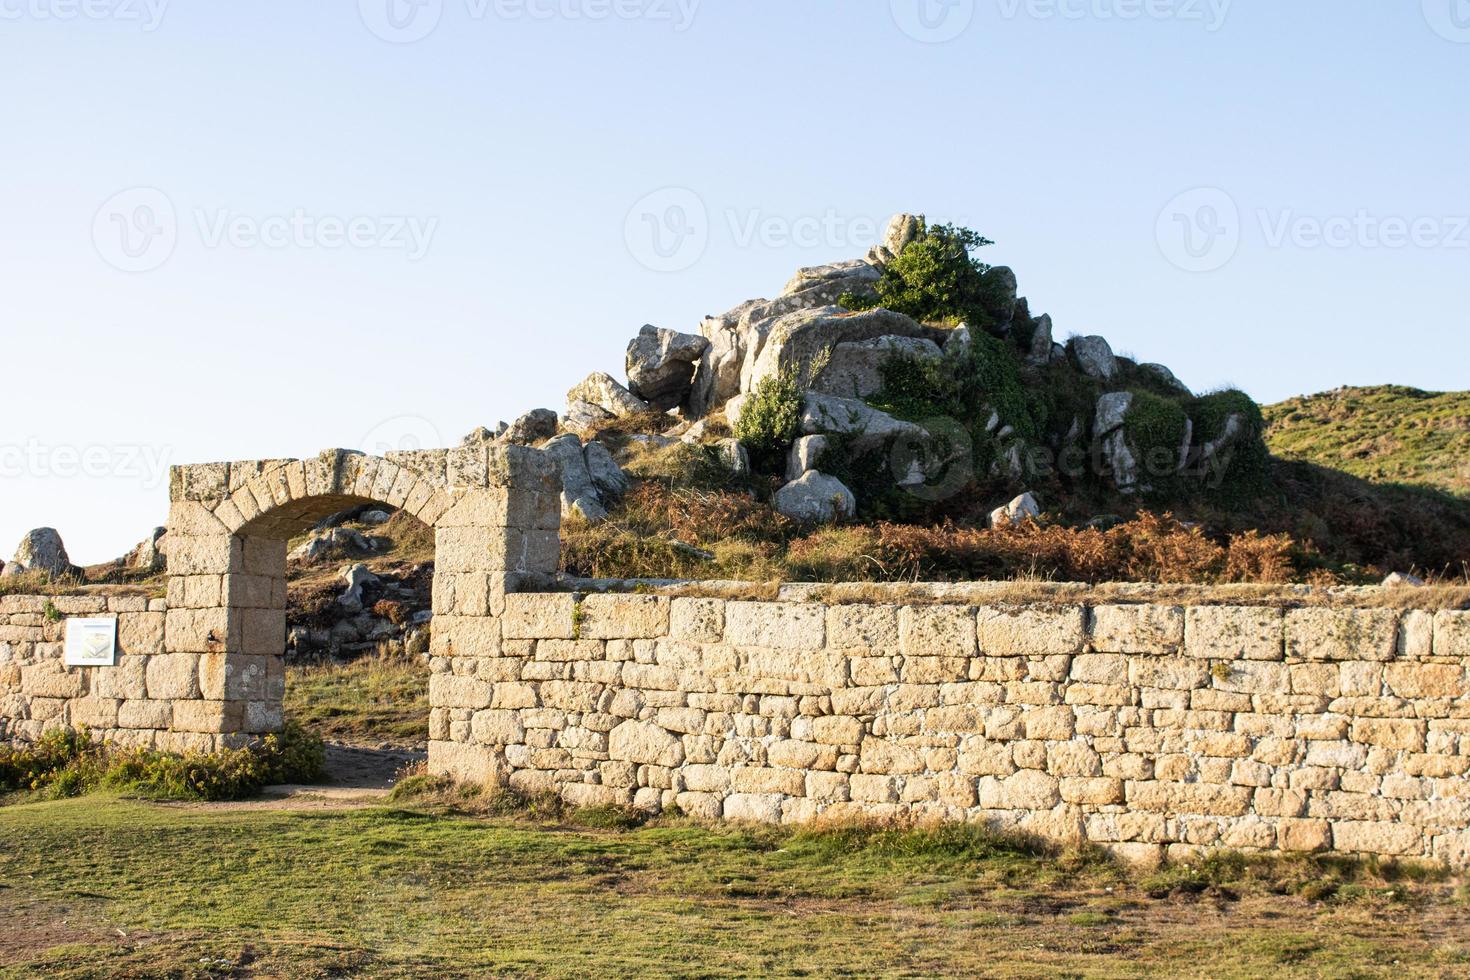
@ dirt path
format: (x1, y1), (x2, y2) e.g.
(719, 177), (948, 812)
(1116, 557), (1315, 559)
(159, 741), (427, 812)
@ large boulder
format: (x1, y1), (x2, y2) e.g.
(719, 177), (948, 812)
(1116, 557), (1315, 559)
(563, 400), (614, 433)
(774, 471), (856, 524)
(542, 434), (606, 522)
(1141, 363), (1191, 396)
(1026, 314), (1054, 366)
(743, 306), (931, 397)
(567, 372), (650, 419)
(989, 492), (1040, 528)
(786, 434), (830, 481)
(883, 213), (922, 257)
(625, 325), (710, 411)
(979, 265), (1018, 328)
(1069, 336), (1118, 381)
(1092, 392), (1139, 492)
(290, 527), (385, 563)
(503, 408), (559, 446)
(125, 527), (167, 572)
(800, 393), (926, 450)
(781, 259), (880, 298)
(543, 434), (630, 523)
(810, 335), (944, 400)
(3, 528), (74, 579)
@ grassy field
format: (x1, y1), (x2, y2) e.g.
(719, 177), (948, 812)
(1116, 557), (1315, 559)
(284, 654), (429, 747)
(1264, 385), (1470, 497)
(1, 795), (1468, 978)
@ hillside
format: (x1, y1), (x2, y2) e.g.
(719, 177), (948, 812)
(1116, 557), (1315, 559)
(1264, 386), (1470, 497)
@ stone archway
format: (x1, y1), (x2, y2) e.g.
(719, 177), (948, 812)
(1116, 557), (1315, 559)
(162, 444), (560, 750)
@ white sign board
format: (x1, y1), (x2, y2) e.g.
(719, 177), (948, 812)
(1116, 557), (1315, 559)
(64, 618), (118, 667)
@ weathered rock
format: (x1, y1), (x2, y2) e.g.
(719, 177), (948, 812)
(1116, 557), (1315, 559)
(786, 434), (830, 482)
(125, 527), (167, 572)
(567, 372), (650, 419)
(338, 563), (379, 612)
(944, 326), (972, 357)
(360, 510), (392, 526)
(724, 394), (749, 430)
(504, 408), (559, 446)
(583, 440), (630, 500)
(626, 325), (710, 411)
(1383, 572), (1426, 588)
(801, 393), (926, 450)
(1141, 363), (1191, 396)
(461, 426), (497, 446)
(542, 434), (605, 522)
(979, 265), (1018, 326)
(883, 213), (922, 257)
(1094, 392), (1134, 437)
(1069, 336), (1118, 381)
(744, 306), (931, 397)
(989, 492), (1041, 528)
(781, 259), (880, 298)
(774, 471), (856, 524)
(866, 243), (896, 267)
(1026, 314), (1054, 366)
(715, 438), (750, 479)
(5, 528), (73, 579)
(562, 399), (615, 433)
(810, 335), (943, 400)
(290, 527), (385, 563)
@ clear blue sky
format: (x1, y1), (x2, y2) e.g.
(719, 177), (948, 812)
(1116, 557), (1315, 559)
(3, 0), (1468, 563)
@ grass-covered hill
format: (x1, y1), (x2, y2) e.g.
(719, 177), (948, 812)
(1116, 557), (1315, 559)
(1264, 386), (1470, 498)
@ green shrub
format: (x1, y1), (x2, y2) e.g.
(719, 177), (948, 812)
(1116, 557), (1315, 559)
(843, 221), (996, 327)
(1125, 390), (1190, 482)
(0, 723), (324, 802)
(1190, 388), (1270, 497)
(734, 370), (803, 476)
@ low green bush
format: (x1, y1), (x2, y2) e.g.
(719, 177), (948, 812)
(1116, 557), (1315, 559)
(734, 370), (803, 476)
(841, 221), (997, 327)
(0, 723), (325, 802)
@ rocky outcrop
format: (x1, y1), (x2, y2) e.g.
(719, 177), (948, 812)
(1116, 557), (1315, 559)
(989, 492), (1040, 528)
(543, 433), (629, 522)
(801, 393), (926, 450)
(567, 372), (650, 419)
(774, 471), (856, 524)
(290, 527), (387, 563)
(2, 528), (75, 579)
(625, 325), (709, 411)
(810, 335), (943, 400)
(1093, 392), (1140, 493)
(503, 408), (559, 446)
(1069, 336), (1118, 381)
(124, 527), (167, 572)
(744, 306), (931, 397)
(786, 434), (829, 481)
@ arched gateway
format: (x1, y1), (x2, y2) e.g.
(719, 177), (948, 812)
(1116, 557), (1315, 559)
(163, 444), (560, 767)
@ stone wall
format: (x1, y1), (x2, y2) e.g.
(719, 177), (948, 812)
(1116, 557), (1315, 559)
(430, 593), (1470, 865)
(0, 593), (257, 754)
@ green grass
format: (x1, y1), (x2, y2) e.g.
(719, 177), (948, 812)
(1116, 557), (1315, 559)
(1, 797), (1467, 978)
(1264, 385), (1470, 497)
(285, 655), (429, 746)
